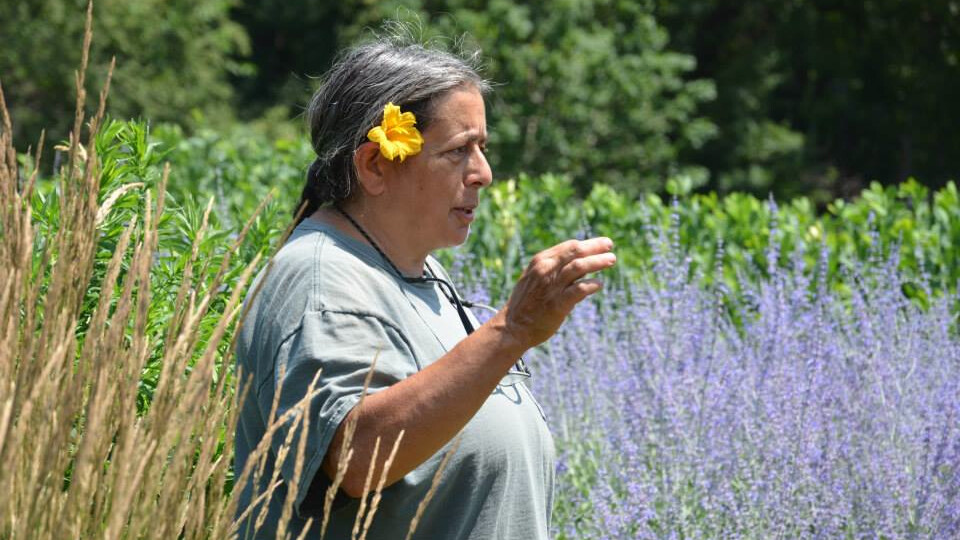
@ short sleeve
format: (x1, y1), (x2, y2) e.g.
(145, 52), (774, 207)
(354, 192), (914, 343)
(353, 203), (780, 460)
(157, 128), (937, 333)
(258, 309), (417, 517)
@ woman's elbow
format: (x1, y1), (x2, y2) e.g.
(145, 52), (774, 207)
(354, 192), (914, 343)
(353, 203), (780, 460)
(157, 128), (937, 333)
(321, 448), (381, 499)
(325, 463), (397, 499)
(337, 471), (367, 499)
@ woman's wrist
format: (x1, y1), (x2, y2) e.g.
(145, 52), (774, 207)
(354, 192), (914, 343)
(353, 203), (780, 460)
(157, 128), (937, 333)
(479, 310), (530, 366)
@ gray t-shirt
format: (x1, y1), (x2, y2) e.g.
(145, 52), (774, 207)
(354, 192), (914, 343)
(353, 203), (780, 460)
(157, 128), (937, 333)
(233, 217), (555, 540)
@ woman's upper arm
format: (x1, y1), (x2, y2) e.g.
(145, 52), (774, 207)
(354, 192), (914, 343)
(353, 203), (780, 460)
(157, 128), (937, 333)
(263, 309), (415, 513)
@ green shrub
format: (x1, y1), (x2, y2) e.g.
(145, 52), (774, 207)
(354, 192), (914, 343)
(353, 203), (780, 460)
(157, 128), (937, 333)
(136, 122), (960, 304)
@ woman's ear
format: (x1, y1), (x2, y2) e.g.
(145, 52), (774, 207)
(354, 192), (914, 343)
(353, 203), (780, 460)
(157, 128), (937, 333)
(353, 142), (387, 196)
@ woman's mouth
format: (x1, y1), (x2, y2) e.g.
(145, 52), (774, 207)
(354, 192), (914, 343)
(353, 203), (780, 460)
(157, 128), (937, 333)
(453, 206), (476, 223)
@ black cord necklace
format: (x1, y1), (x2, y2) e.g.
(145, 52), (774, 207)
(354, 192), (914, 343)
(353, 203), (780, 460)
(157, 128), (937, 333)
(334, 206), (478, 335)
(333, 205), (531, 384)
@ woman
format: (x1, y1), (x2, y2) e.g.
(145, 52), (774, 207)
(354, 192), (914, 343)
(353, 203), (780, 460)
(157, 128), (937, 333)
(234, 34), (616, 539)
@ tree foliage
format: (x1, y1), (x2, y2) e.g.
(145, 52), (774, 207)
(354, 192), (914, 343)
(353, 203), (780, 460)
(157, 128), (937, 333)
(229, 0), (716, 197)
(0, 0), (250, 148)
(656, 0), (960, 200)
(345, 0), (719, 197)
(5, 0), (958, 200)
(228, 0), (341, 113)
(235, 0), (960, 199)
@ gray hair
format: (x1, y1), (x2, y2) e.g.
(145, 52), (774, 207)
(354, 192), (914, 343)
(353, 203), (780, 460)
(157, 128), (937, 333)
(295, 33), (491, 222)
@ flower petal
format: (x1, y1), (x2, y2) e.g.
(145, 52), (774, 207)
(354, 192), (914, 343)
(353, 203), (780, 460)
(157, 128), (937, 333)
(369, 102), (424, 161)
(367, 126), (387, 145)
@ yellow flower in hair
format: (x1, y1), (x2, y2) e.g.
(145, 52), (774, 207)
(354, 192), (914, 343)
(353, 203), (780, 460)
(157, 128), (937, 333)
(367, 102), (424, 162)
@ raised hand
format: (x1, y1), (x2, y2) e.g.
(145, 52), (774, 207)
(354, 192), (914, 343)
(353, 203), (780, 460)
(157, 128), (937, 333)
(497, 237), (616, 349)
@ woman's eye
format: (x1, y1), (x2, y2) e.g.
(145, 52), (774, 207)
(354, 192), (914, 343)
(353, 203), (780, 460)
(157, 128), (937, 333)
(446, 142), (486, 158)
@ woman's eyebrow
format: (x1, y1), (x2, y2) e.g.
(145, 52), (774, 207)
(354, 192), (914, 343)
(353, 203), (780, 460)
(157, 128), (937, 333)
(451, 129), (487, 144)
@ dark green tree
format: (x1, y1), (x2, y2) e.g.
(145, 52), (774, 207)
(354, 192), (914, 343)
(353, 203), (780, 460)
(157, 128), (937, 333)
(343, 0), (718, 196)
(228, 0), (341, 117)
(233, 0), (717, 197)
(656, 0), (960, 201)
(0, 0), (250, 150)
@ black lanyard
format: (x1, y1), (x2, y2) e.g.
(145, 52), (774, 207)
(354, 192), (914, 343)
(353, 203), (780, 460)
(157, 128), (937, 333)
(335, 206), (531, 383)
(336, 206), (476, 336)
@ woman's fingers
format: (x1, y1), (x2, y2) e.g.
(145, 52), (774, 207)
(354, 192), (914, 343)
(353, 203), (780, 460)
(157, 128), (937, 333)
(528, 237), (615, 294)
(556, 252), (617, 286)
(560, 277), (605, 309)
(541, 237), (614, 268)
(528, 237), (614, 285)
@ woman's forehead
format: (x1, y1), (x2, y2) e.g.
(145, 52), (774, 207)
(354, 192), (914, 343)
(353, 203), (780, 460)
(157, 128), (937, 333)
(426, 89), (486, 136)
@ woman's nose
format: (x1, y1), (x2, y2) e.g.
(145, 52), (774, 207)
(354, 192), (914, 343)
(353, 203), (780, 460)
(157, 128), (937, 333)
(467, 147), (493, 188)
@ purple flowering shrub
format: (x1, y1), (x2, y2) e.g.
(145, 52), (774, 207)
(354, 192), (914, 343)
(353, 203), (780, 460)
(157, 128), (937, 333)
(460, 227), (960, 538)
(538, 237), (959, 539)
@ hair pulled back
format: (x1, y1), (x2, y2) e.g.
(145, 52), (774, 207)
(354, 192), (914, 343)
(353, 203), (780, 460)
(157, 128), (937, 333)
(295, 30), (490, 224)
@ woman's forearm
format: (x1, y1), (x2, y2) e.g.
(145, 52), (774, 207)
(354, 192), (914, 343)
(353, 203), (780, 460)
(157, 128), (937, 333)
(320, 311), (525, 497)
(320, 237), (615, 497)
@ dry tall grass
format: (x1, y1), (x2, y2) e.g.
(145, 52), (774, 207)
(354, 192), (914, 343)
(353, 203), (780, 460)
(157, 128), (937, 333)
(0, 3), (453, 539)
(0, 3), (253, 536)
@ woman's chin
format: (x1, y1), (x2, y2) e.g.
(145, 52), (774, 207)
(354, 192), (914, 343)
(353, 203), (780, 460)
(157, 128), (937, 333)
(443, 215), (473, 244)
(440, 226), (472, 249)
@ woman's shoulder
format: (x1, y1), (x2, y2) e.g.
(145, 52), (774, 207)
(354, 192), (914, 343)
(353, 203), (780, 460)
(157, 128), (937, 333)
(264, 220), (403, 315)
(239, 221), (405, 361)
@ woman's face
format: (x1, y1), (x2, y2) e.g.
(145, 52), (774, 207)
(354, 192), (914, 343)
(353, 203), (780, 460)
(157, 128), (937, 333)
(385, 86), (493, 254)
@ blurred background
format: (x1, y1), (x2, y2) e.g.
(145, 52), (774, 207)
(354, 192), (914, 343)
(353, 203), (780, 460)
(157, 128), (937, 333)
(5, 4), (960, 538)
(2, 0), (958, 205)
